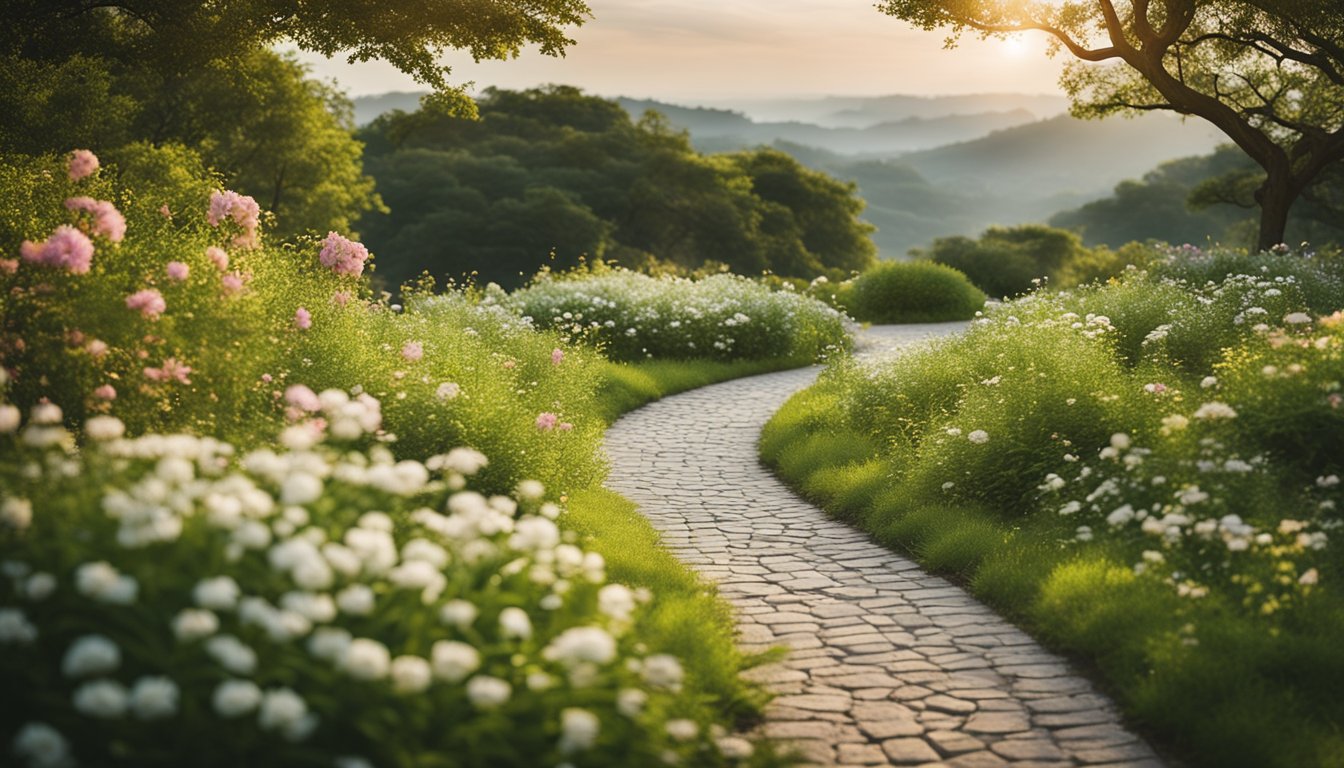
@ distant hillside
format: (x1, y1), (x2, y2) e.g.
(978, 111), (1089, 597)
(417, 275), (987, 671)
(712, 93), (1070, 126)
(901, 113), (1223, 200)
(352, 91), (425, 125)
(618, 97), (1039, 155)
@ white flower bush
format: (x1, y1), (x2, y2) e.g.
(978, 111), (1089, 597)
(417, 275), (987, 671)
(0, 392), (758, 767)
(501, 267), (852, 361)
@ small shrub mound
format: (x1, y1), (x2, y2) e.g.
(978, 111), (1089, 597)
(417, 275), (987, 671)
(842, 260), (984, 324)
(504, 264), (852, 362)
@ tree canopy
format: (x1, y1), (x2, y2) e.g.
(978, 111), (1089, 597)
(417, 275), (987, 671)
(358, 87), (878, 289)
(2, 0), (588, 95)
(878, 0), (1344, 251)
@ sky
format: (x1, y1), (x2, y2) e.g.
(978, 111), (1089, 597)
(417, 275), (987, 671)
(294, 0), (1068, 103)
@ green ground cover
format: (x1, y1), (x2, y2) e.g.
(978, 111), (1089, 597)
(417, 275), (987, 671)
(762, 246), (1344, 768)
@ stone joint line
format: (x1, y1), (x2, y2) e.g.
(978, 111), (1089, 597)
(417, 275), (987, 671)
(603, 324), (1163, 768)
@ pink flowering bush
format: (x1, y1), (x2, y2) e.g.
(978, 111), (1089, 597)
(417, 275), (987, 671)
(318, 231), (369, 276)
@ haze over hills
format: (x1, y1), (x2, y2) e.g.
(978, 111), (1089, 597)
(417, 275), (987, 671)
(351, 89), (1226, 258)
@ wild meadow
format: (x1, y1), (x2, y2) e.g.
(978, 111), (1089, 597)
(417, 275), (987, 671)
(0, 149), (855, 767)
(763, 245), (1344, 767)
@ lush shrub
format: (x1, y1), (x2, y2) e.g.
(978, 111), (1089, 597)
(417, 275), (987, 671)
(505, 264), (852, 362)
(839, 260), (984, 323)
(0, 399), (762, 768)
(915, 225), (1091, 299)
(762, 247), (1344, 768)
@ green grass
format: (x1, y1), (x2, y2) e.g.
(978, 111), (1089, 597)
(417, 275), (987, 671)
(594, 355), (817, 424)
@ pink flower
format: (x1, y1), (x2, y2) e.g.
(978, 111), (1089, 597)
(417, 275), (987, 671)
(126, 289), (166, 319)
(0, 258), (17, 274)
(68, 149), (99, 181)
(166, 261), (189, 282)
(64, 197), (126, 242)
(401, 341), (423, 362)
(294, 307), (311, 330)
(87, 339), (108, 357)
(159, 204), (172, 219)
(551, 348), (564, 365)
(261, 374), (273, 383)
(20, 226), (94, 274)
(558, 422), (574, 431)
(207, 190), (261, 249)
(205, 247), (229, 271)
(285, 384), (321, 413)
(318, 232), (369, 277)
(143, 357), (192, 384)
(502, 360), (516, 370)
(221, 273), (245, 296)
(535, 412), (558, 431)
(331, 291), (351, 307)
(93, 384), (117, 400)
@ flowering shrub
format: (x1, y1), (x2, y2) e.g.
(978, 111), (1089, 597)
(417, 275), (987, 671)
(0, 395), (764, 767)
(504, 265), (852, 362)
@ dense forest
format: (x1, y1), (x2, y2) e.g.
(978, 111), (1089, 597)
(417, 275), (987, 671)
(355, 86), (878, 289)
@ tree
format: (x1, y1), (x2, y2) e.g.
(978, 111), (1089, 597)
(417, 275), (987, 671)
(878, 1), (1344, 251)
(914, 224), (1091, 297)
(1, 0), (588, 98)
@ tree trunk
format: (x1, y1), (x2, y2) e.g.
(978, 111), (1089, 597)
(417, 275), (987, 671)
(1254, 174), (1294, 253)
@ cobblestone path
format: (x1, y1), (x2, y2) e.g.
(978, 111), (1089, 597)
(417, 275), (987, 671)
(604, 324), (1164, 768)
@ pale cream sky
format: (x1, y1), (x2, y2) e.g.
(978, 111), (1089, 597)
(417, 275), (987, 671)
(294, 0), (1067, 102)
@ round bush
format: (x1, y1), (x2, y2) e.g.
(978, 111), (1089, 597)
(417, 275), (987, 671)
(844, 260), (985, 324)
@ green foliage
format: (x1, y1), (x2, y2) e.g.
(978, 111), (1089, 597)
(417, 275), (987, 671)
(505, 264), (852, 362)
(763, 249), (1344, 768)
(915, 224), (1091, 299)
(842, 260), (984, 323)
(358, 87), (878, 288)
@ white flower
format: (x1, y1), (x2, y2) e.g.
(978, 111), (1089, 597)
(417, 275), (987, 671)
(335, 758), (375, 768)
(402, 538), (450, 568)
(12, 722), (72, 768)
(30, 403), (62, 425)
(431, 640), (481, 682)
(665, 718), (699, 742)
(75, 561), (138, 605)
(641, 654), (684, 690)
(307, 627), (353, 663)
(1284, 312), (1312, 324)
(194, 576), (241, 611)
(597, 583), (636, 622)
(341, 638), (391, 681)
(173, 609), (219, 642)
(61, 635), (120, 677)
(945, 427), (962, 437)
(1110, 433), (1131, 450)
(25, 572), (56, 601)
(510, 517), (560, 552)
(1, 497), (32, 531)
(440, 447), (488, 475)
(1192, 402), (1238, 420)
(258, 688), (314, 740)
(0, 608), (37, 644)
(436, 382), (461, 400)
(466, 675), (511, 709)
(616, 688), (647, 718)
(213, 679), (263, 717)
(1199, 376), (1218, 389)
(336, 584), (376, 616)
(439, 599), (478, 629)
(967, 429), (990, 444)
(391, 655), (433, 694)
(206, 635), (258, 675)
(1160, 414), (1189, 433)
(0, 405), (20, 434)
(73, 679), (129, 718)
(1300, 568), (1320, 586)
(281, 591), (336, 623)
(543, 626), (618, 668)
(129, 676), (179, 720)
(280, 474), (323, 505)
(499, 607), (532, 640)
(558, 708), (600, 753)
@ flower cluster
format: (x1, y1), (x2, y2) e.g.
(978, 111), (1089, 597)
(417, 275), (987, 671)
(505, 266), (852, 361)
(0, 396), (750, 766)
(318, 232), (370, 277)
(207, 190), (261, 249)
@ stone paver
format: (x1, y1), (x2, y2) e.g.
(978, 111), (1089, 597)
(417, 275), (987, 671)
(603, 323), (1163, 767)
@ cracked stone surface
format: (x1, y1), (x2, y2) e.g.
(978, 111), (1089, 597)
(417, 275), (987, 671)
(603, 323), (1163, 767)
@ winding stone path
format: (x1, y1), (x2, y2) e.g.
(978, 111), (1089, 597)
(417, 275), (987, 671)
(604, 324), (1164, 768)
